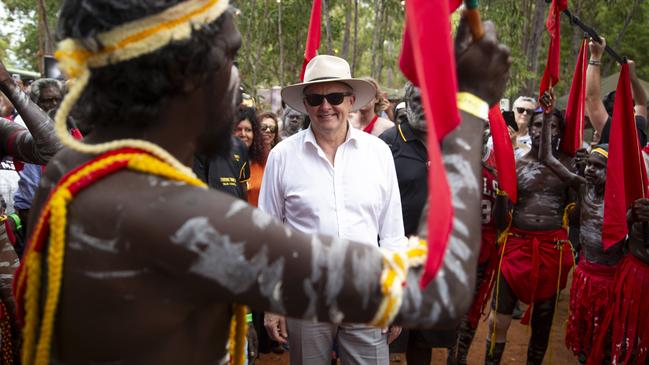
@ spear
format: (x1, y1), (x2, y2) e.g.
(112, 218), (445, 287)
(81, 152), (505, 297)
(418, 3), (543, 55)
(544, 1), (624, 63)
(464, 0), (485, 40)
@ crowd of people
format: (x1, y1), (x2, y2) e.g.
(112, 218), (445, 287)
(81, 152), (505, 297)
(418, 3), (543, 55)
(0, 1), (648, 365)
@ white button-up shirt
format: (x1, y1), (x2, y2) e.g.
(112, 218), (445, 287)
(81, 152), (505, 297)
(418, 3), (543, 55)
(259, 123), (406, 251)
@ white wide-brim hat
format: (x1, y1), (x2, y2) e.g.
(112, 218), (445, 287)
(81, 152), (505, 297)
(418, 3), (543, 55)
(281, 55), (376, 114)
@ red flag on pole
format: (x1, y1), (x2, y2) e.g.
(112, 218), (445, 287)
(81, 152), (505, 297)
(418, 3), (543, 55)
(560, 38), (588, 156)
(300, 0), (322, 81)
(488, 106), (518, 203)
(399, 0), (460, 286)
(539, 0), (568, 97)
(602, 63), (649, 250)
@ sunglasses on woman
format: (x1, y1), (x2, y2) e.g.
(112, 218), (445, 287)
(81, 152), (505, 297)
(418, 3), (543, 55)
(260, 124), (277, 133)
(515, 107), (535, 115)
(303, 92), (353, 107)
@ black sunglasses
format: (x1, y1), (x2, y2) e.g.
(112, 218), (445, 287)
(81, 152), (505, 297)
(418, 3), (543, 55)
(516, 107), (535, 115)
(261, 124), (277, 133)
(304, 92), (353, 107)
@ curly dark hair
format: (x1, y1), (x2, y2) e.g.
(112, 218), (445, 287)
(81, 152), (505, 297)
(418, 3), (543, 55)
(57, 0), (233, 131)
(237, 107), (266, 164)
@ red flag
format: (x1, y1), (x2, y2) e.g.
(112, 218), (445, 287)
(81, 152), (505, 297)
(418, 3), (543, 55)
(488, 106), (518, 203)
(300, 0), (322, 81)
(450, 0), (463, 12)
(539, 0), (568, 97)
(602, 63), (649, 250)
(560, 38), (588, 156)
(399, 0), (459, 286)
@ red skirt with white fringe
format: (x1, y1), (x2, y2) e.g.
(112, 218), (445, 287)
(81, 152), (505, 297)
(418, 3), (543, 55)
(565, 259), (617, 359)
(589, 254), (649, 365)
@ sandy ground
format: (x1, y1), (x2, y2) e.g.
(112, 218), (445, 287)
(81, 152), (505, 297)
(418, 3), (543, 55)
(256, 274), (578, 365)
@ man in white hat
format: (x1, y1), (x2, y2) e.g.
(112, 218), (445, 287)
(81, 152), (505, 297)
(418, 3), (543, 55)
(259, 54), (405, 365)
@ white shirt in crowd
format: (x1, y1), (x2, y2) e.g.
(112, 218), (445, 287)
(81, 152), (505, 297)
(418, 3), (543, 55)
(259, 123), (406, 251)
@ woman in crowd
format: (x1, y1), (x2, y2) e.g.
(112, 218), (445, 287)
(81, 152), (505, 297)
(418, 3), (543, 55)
(233, 107), (276, 207)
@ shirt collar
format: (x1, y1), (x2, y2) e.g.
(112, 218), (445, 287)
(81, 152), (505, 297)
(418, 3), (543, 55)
(304, 121), (360, 149)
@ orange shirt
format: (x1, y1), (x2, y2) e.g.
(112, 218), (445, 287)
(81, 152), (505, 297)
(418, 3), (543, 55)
(247, 161), (265, 207)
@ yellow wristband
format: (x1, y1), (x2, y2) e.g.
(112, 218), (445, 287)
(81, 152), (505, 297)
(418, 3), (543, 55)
(496, 188), (508, 197)
(457, 92), (489, 121)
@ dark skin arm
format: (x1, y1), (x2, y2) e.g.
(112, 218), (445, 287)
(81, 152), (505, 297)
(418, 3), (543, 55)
(627, 198), (649, 263)
(0, 59), (61, 164)
(570, 148), (590, 227)
(397, 17), (511, 329)
(538, 91), (586, 189)
(492, 193), (511, 231)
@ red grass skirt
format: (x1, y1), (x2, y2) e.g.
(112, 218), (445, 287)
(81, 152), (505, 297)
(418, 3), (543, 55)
(500, 227), (573, 304)
(589, 254), (649, 365)
(565, 259), (617, 359)
(466, 229), (499, 329)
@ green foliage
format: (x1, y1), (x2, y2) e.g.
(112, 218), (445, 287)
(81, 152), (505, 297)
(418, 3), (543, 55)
(3, 0), (63, 71)
(1, 0), (647, 102)
(235, 0), (406, 95)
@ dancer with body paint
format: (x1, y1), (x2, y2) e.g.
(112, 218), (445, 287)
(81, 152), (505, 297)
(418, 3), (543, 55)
(585, 198), (649, 365)
(485, 92), (579, 365)
(560, 145), (623, 364)
(16, 1), (510, 364)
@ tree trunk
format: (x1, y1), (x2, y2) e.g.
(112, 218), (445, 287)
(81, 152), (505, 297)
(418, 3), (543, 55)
(278, 0), (285, 86)
(36, 0), (53, 55)
(523, 0), (547, 96)
(570, 0), (584, 58)
(36, 0), (54, 74)
(519, 0), (534, 57)
(341, 0), (352, 60)
(370, 0), (381, 78)
(352, 0), (359, 74)
(376, 0), (388, 83)
(323, 0), (333, 54)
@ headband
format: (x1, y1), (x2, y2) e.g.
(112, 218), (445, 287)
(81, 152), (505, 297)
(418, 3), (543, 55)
(54, 0), (229, 175)
(591, 148), (609, 159)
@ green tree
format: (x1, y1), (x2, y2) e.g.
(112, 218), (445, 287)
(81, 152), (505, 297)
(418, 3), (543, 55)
(4, 0), (63, 72)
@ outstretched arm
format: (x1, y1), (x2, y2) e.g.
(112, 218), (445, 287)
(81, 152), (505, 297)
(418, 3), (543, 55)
(585, 37), (609, 134)
(0, 60), (61, 164)
(538, 92), (586, 189)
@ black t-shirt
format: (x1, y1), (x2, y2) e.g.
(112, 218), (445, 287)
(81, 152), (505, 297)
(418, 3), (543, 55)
(379, 121), (428, 236)
(193, 136), (250, 200)
(599, 115), (647, 147)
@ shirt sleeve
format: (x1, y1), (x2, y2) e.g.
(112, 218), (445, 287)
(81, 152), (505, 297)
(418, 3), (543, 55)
(258, 149), (285, 221)
(377, 144), (407, 251)
(14, 163), (41, 210)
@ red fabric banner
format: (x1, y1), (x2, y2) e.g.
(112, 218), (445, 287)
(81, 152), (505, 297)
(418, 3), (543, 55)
(539, 0), (568, 98)
(450, 0), (463, 12)
(602, 63), (649, 250)
(300, 0), (322, 81)
(560, 38), (587, 156)
(399, 0), (459, 286)
(488, 105), (518, 203)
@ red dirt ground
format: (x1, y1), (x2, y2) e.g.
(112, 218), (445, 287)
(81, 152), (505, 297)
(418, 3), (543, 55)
(256, 274), (578, 364)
